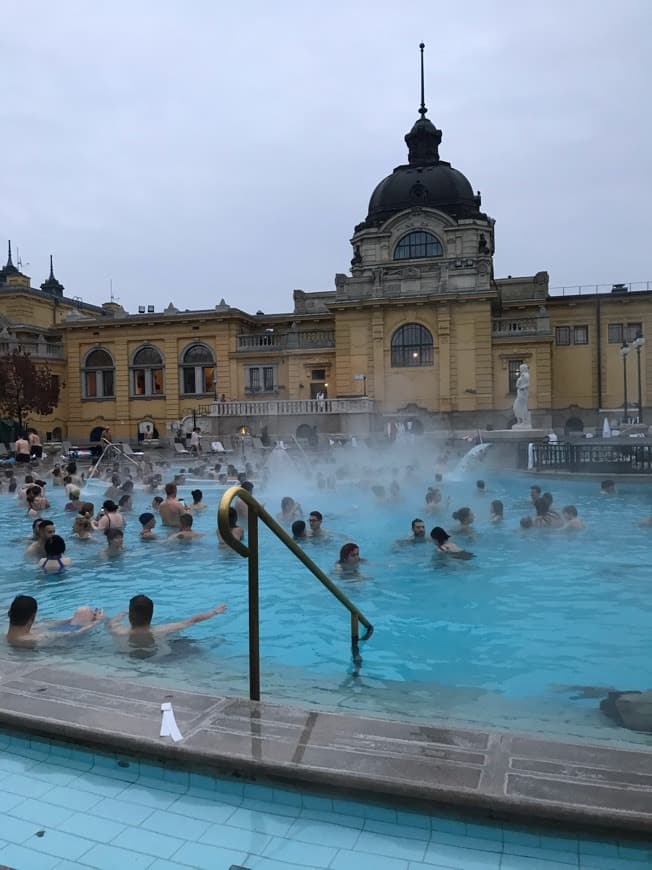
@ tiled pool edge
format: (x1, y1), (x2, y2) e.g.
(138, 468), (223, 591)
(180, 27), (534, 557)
(0, 658), (650, 836)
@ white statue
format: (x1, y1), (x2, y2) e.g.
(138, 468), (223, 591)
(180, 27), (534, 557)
(512, 363), (531, 429)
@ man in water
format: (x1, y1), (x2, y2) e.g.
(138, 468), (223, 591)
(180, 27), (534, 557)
(25, 519), (55, 559)
(168, 513), (204, 542)
(6, 595), (103, 647)
(139, 512), (157, 540)
(396, 518), (427, 545)
(307, 510), (328, 538)
(159, 482), (189, 527)
(530, 485), (542, 505)
(107, 595), (226, 645)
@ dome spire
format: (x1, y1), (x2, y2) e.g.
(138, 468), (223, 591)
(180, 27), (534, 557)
(40, 254), (65, 297)
(419, 42), (427, 118)
(404, 43), (442, 165)
(4, 240), (18, 275)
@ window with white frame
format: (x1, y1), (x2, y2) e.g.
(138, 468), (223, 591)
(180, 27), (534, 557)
(82, 348), (115, 399)
(180, 344), (216, 395)
(130, 345), (164, 397)
(246, 365), (276, 393)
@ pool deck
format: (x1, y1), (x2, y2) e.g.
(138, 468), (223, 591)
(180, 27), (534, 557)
(0, 656), (650, 836)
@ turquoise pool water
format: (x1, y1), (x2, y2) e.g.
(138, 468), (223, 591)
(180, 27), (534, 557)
(1, 464), (651, 744)
(0, 726), (650, 869)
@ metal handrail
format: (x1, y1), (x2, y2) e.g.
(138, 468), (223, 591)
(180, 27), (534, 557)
(217, 486), (374, 701)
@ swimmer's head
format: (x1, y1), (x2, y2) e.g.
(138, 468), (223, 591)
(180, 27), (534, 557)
(476, 480), (485, 491)
(411, 518), (426, 537)
(139, 512), (155, 529)
(179, 514), (193, 529)
(562, 505), (578, 519)
(190, 489), (203, 504)
(129, 594), (153, 627)
(600, 479), (616, 494)
(241, 480), (254, 493)
(281, 497), (295, 512)
(452, 507), (473, 525)
(291, 520), (307, 539)
(8, 595), (37, 627)
(430, 526), (450, 545)
(165, 483), (177, 497)
(491, 499), (503, 518)
(520, 516), (533, 529)
(44, 535), (66, 558)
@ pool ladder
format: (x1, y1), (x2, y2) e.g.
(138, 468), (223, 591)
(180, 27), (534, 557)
(217, 486), (374, 701)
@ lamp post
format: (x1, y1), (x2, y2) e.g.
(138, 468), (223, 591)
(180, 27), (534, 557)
(620, 342), (631, 424)
(632, 335), (645, 423)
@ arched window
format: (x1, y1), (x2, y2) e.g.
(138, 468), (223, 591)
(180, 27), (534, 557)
(391, 323), (434, 367)
(82, 348), (115, 398)
(130, 345), (164, 397)
(394, 231), (442, 260)
(180, 343), (216, 395)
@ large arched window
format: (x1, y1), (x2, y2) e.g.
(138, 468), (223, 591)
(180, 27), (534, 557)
(180, 343), (215, 395)
(82, 348), (115, 398)
(391, 323), (434, 367)
(394, 231), (443, 260)
(130, 345), (164, 397)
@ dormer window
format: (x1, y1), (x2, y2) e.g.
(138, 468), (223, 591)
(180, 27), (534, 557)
(394, 231), (442, 260)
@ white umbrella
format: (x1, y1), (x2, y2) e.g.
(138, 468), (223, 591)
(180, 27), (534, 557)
(602, 417), (612, 438)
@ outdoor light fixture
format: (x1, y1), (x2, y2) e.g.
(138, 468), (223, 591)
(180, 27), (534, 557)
(633, 335), (645, 423)
(620, 342), (631, 423)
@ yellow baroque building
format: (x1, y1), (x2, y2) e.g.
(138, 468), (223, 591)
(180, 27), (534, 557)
(0, 103), (649, 446)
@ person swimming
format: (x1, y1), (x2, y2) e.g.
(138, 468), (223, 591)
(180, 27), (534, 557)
(38, 535), (72, 573)
(139, 512), (157, 540)
(292, 519), (307, 540)
(490, 500), (504, 523)
(451, 507), (474, 534)
(430, 526), (474, 559)
(6, 595), (103, 647)
(217, 507), (244, 545)
(335, 542), (363, 574)
(561, 504), (585, 530)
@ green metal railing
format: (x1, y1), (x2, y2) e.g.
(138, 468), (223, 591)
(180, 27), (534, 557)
(217, 486), (374, 701)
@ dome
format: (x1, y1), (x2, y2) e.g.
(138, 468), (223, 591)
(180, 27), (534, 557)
(360, 116), (484, 229)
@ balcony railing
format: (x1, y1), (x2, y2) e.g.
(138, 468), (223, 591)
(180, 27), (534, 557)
(197, 397), (374, 416)
(0, 339), (65, 359)
(492, 316), (551, 338)
(236, 330), (335, 352)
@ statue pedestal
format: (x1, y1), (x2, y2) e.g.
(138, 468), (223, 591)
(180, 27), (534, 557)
(511, 422), (533, 431)
(479, 429), (547, 442)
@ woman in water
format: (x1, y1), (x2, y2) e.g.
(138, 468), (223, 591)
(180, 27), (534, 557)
(118, 494), (133, 513)
(533, 494), (563, 528)
(451, 506), (475, 534)
(189, 489), (207, 512)
(94, 500), (126, 533)
(277, 496), (303, 524)
(217, 507), (244, 545)
(335, 542), (363, 574)
(38, 535), (72, 573)
(430, 526), (474, 559)
(489, 500), (504, 523)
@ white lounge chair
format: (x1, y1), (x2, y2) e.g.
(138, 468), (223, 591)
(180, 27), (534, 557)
(173, 442), (190, 455)
(210, 441), (232, 454)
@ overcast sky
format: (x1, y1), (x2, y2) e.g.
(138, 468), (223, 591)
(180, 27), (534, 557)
(2, 0), (651, 314)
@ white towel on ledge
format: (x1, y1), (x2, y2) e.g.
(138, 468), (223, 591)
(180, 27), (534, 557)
(160, 702), (183, 742)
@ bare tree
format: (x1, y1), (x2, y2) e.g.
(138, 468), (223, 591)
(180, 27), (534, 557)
(0, 350), (60, 432)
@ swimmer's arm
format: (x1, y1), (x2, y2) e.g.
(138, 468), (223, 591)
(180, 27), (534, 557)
(152, 604), (227, 635)
(107, 611), (128, 632)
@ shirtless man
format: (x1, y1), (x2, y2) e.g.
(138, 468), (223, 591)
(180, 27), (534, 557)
(159, 483), (189, 527)
(28, 429), (43, 459)
(25, 519), (55, 559)
(6, 595), (103, 647)
(107, 595), (226, 646)
(396, 518), (427, 545)
(14, 435), (31, 465)
(168, 513), (204, 542)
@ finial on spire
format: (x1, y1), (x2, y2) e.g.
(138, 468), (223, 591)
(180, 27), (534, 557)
(40, 253), (64, 296)
(419, 42), (427, 118)
(7, 240), (14, 267)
